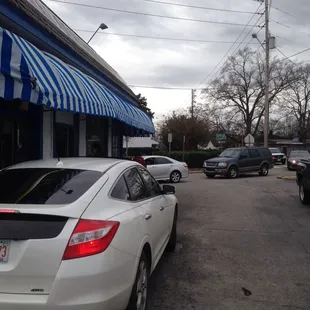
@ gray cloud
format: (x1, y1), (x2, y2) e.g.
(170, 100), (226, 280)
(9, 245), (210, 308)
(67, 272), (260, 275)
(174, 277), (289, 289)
(44, 0), (310, 89)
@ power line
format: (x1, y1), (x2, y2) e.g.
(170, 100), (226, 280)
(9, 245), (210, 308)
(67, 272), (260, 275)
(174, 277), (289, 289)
(73, 29), (259, 44)
(179, 3), (264, 109)
(271, 19), (310, 38)
(276, 44), (310, 61)
(270, 4), (299, 20)
(142, 0), (261, 15)
(288, 47), (310, 59)
(199, 6), (265, 90)
(128, 84), (214, 90)
(46, 0), (261, 27)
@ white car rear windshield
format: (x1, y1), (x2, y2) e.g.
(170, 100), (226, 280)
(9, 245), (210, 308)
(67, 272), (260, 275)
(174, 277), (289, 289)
(0, 168), (102, 205)
(269, 148), (281, 153)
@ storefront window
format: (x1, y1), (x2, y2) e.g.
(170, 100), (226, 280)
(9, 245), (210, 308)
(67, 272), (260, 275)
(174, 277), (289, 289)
(86, 116), (108, 157)
(54, 111), (79, 158)
(0, 100), (41, 169)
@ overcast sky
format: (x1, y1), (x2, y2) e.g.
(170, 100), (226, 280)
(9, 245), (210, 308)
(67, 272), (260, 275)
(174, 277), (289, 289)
(43, 0), (310, 123)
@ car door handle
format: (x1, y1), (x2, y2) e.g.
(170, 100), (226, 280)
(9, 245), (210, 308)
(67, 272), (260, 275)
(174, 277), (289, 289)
(159, 206), (165, 211)
(145, 214), (152, 220)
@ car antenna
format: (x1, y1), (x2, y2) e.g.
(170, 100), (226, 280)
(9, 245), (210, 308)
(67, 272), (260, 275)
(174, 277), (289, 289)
(55, 149), (63, 167)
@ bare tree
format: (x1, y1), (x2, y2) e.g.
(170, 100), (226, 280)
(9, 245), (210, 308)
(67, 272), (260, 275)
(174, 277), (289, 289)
(204, 47), (296, 137)
(281, 64), (310, 142)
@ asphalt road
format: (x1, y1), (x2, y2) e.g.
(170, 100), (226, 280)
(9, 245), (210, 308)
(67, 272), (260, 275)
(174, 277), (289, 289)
(147, 165), (310, 310)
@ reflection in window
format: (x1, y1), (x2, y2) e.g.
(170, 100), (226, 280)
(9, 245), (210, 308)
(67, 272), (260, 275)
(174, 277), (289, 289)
(138, 167), (161, 197)
(124, 168), (149, 201)
(111, 176), (130, 201)
(0, 168), (102, 204)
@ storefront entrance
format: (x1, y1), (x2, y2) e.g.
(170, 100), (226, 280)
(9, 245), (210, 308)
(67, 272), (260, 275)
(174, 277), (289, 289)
(0, 100), (42, 169)
(86, 116), (109, 157)
(54, 111), (79, 158)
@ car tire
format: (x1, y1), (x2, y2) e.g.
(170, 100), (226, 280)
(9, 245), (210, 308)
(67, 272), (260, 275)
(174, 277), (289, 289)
(166, 208), (177, 252)
(170, 171), (181, 183)
(259, 164), (269, 176)
(227, 166), (238, 179)
(127, 251), (149, 310)
(206, 175), (215, 179)
(299, 183), (310, 205)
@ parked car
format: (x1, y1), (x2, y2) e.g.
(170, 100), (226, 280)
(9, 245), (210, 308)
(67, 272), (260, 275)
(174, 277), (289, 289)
(203, 147), (273, 179)
(0, 158), (178, 310)
(296, 160), (310, 204)
(269, 147), (286, 165)
(287, 150), (310, 170)
(143, 155), (189, 183)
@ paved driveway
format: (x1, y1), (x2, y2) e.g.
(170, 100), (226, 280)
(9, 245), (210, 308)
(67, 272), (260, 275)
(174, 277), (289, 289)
(148, 166), (310, 309)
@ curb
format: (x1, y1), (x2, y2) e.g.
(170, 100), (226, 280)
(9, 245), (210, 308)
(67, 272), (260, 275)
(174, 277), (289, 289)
(277, 176), (296, 180)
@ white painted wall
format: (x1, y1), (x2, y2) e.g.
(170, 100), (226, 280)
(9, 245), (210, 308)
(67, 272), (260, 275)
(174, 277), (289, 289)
(42, 109), (53, 159)
(79, 114), (87, 156)
(122, 136), (159, 148)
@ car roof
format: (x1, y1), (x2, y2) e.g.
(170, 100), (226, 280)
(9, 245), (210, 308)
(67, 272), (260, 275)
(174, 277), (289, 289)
(4, 157), (128, 173)
(142, 155), (170, 159)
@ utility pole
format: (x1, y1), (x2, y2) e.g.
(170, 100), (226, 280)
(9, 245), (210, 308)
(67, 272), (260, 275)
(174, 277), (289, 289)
(191, 89), (195, 120)
(264, 0), (270, 147)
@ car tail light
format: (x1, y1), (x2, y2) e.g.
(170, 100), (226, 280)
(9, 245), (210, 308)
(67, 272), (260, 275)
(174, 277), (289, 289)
(184, 163), (188, 168)
(63, 219), (120, 260)
(272, 156), (275, 161)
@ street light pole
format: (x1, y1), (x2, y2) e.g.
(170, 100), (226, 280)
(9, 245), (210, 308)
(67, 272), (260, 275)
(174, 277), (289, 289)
(87, 23), (108, 44)
(264, 0), (270, 147)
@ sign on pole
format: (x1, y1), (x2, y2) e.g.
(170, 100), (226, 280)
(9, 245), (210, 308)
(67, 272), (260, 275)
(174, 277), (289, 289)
(168, 133), (172, 152)
(216, 133), (226, 141)
(244, 134), (255, 146)
(168, 133), (172, 143)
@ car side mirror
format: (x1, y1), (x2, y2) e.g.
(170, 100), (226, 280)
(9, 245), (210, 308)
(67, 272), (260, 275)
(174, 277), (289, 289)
(162, 185), (175, 195)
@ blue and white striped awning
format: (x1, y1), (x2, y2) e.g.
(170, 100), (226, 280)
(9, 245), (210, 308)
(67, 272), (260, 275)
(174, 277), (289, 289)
(0, 27), (155, 134)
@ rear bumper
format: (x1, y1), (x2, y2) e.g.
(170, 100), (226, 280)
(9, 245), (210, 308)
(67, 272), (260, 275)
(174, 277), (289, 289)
(181, 169), (189, 178)
(0, 246), (136, 310)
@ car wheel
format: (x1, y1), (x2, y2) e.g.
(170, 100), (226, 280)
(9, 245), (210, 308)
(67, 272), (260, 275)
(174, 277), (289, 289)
(127, 252), (149, 310)
(299, 183), (310, 205)
(170, 171), (181, 183)
(207, 175), (215, 179)
(227, 166), (238, 179)
(259, 164), (269, 176)
(166, 208), (177, 252)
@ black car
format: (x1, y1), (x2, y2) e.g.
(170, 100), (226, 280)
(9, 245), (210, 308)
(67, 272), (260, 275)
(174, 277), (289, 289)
(296, 160), (310, 204)
(203, 147), (273, 179)
(269, 147), (286, 165)
(287, 150), (310, 170)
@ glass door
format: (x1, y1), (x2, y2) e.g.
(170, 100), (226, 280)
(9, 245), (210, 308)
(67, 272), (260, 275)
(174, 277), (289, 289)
(0, 119), (29, 169)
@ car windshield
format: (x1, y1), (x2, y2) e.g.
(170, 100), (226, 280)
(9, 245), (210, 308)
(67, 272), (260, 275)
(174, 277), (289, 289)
(269, 148), (281, 153)
(289, 151), (310, 158)
(0, 168), (102, 205)
(219, 149), (241, 158)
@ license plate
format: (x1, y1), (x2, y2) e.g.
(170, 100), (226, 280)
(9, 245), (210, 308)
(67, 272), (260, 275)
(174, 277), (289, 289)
(0, 240), (10, 263)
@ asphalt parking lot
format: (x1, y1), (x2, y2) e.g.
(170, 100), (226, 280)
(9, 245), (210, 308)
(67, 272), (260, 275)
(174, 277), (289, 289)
(148, 165), (310, 310)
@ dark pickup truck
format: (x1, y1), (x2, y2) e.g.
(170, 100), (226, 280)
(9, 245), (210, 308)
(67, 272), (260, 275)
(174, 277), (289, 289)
(296, 160), (310, 204)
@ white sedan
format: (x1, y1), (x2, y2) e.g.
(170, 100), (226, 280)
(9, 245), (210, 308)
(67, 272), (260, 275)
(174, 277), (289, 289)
(0, 158), (178, 310)
(143, 155), (189, 183)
